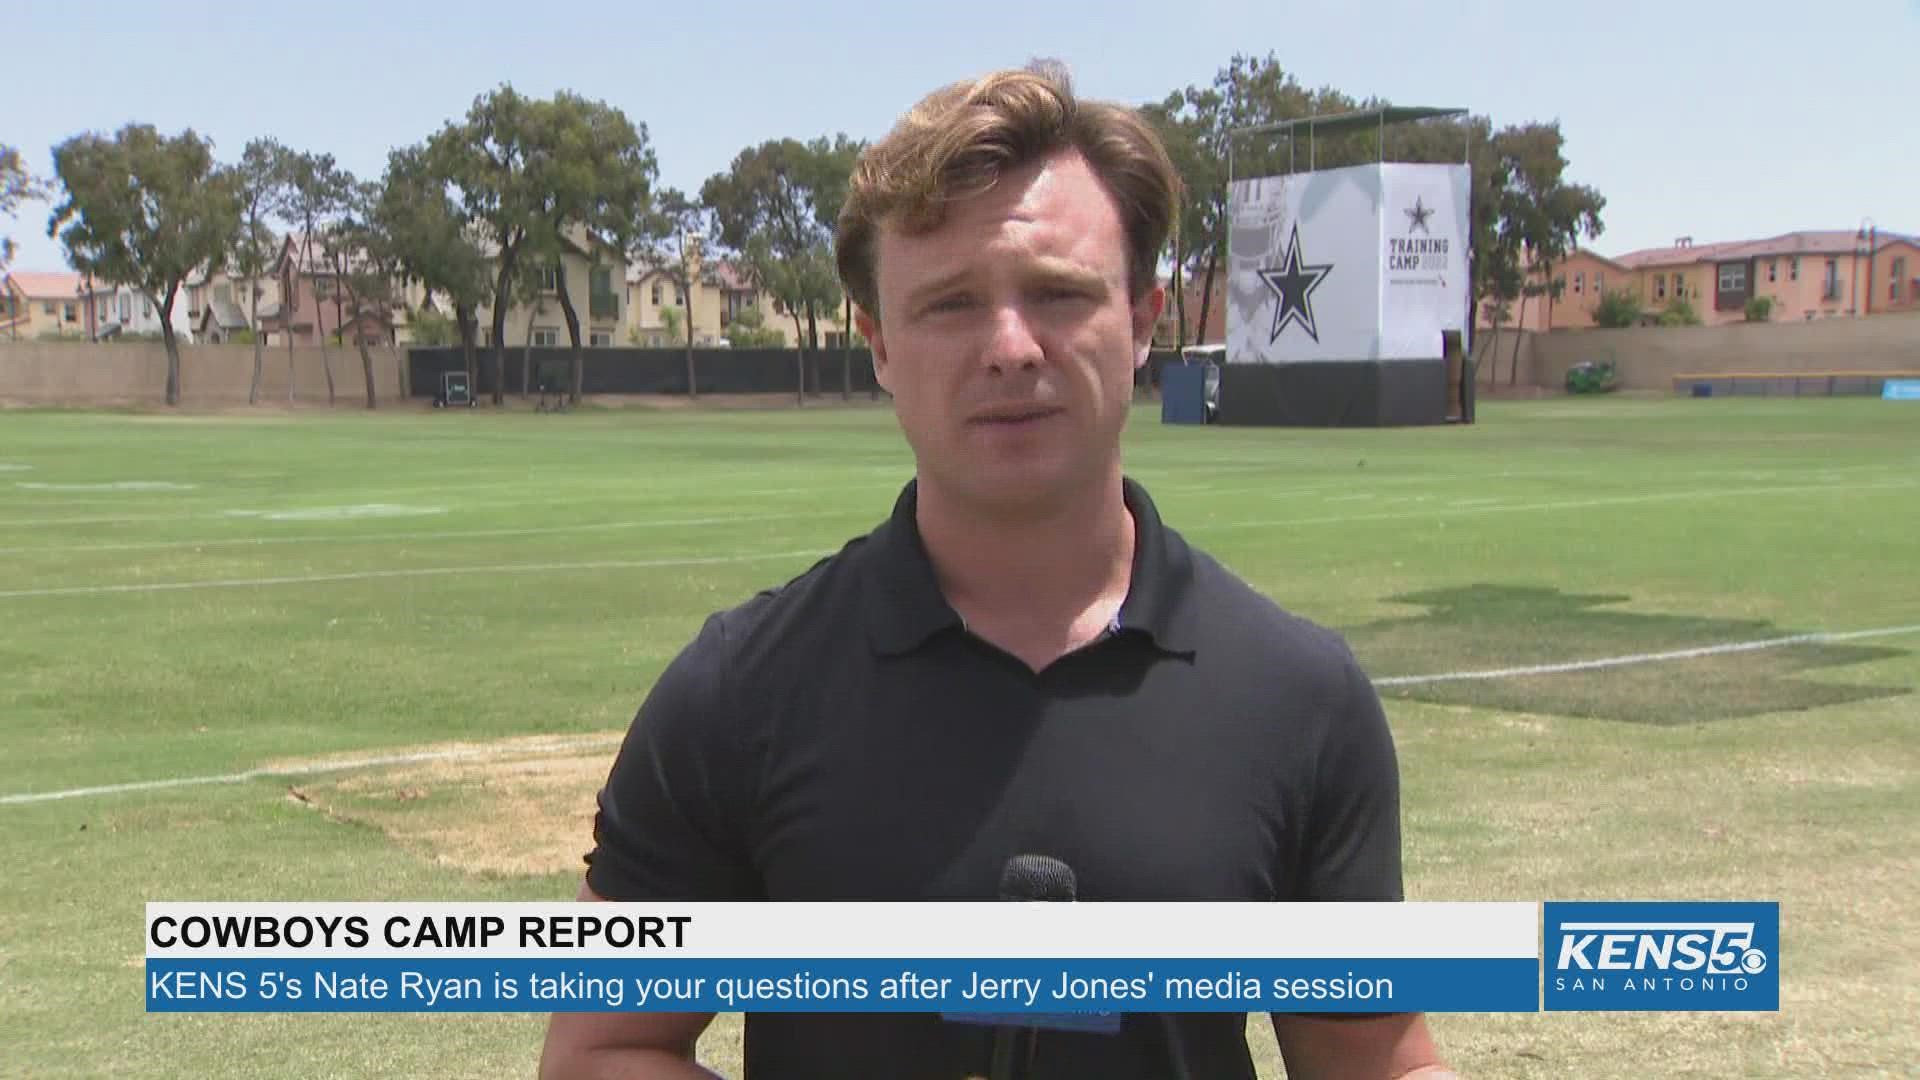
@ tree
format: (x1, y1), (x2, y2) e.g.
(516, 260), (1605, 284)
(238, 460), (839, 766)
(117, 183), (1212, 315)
(803, 135), (865, 398)
(1658, 296), (1703, 326)
(229, 138), (286, 404)
(1489, 124), (1604, 383)
(2, 144), (48, 275)
(632, 188), (708, 396)
(1595, 288), (1642, 328)
(379, 143), (494, 398)
(277, 150), (352, 404)
(516, 91), (657, 404)
(702, 137), (849, 403)
(433, 86), (536, 405)
(1148, 55), (1318, 346)
(327, 177), (404, 408)
(721, 304), (784, 348)
(48, 125), (239, 406)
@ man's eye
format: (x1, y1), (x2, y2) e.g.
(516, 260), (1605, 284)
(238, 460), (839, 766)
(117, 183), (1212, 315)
(928, 295), (974, 313)
(1036, 287), (1087, 303)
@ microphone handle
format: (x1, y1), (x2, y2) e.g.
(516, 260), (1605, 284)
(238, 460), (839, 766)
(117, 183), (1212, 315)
(989, 1025), (1033, 1080)
(1155, 1014), (1195, 1080)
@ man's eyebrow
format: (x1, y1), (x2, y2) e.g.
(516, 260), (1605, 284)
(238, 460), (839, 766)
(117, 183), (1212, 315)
(904, 268), (974, 313)
(1026, 260), (1108, 292)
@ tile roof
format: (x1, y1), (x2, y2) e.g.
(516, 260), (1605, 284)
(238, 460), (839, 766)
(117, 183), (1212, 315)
(1613, 230), (1918, 268)
(5, 270), (83, 298)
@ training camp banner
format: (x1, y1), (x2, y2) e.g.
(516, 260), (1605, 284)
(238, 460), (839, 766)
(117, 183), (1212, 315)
(145, 900), (1779, 1015)
(1225, 162), (1471, 364)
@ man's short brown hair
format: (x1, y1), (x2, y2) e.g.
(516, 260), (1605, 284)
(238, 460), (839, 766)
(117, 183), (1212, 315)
(835, 62), (1180, 318)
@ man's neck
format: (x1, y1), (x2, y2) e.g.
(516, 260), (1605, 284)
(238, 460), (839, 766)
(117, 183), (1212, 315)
(914, 469), (1136, 670)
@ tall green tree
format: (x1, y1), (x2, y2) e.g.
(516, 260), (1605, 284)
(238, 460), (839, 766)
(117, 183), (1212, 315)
(229, 138), (286, 404)
(1491, 124), (1605, 383)
(1151, 55), (1315, 345)
(276, 150), (351, 404)
(515, 91), (657, 404)
(631, 187), (709, 397)
(431, 85), (536, 405)
(47, 125), (239, 405)
(702, 136), (849, 403)
(379, 143), (494, 394)
(324, 176), (403, 408)
(2, 144), (47, 276)
(804, 134), (865, 398)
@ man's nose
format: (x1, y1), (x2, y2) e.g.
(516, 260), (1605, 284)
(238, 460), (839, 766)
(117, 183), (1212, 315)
(979, 302), (1043, 372)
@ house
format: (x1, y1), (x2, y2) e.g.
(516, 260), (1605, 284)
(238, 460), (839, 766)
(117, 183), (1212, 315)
(80, 281), (196, 342)
(184, 265), (282, 344)
(476, 228), (625, 349)
(1, 270), (85, 339)
(1612, 231), (1917, 325)
(623, 237), (848, 349)
(1478, 228), (1920, 330)
(255, 233), (395, 347)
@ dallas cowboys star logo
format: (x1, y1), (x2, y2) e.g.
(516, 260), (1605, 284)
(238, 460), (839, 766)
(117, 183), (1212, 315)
(1404, 196), (1434, 235)
(1257, 224), (1333, 344)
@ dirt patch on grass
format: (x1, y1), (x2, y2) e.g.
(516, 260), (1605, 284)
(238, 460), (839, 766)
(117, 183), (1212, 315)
(274, 734), (622, 877)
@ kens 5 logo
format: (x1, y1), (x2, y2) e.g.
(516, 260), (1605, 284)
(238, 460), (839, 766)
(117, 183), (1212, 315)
(1544, 902), (1779, 1012)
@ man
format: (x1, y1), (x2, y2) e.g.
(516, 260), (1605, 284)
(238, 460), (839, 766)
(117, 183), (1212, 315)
(540, 64), (1452, 1079)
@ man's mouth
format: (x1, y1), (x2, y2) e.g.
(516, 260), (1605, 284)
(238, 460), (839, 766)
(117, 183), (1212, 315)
(969, 406), (1065, 426)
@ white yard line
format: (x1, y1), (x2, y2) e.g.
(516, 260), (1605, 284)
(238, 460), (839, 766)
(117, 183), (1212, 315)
(1374, 624), (1920, 687)
(7, 622), (1915, 808)
(1198, 479), (1918, 532)
(0, 736), (626, 806)
(0, 548), (830, 600)
(0, 509), (869, 556)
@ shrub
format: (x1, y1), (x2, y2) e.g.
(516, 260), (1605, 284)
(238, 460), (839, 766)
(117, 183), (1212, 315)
(1657, 296), (1703, 326)
(1565, 360), (1619, 395)
(1744, 295), (1773, 322)
(1594, 288), (1642, 328)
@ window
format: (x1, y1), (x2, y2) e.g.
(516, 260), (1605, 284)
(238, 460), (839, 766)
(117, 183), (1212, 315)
(63, 302), (77, 322)
(1790, 257), (1800, 282)
(1892, 257), (1907, 301)
(1595, 272), (1604, 294)
(651, 282), (662, 305)
(144, 300), (153, 319)
(1573, 271), (1584, 295)
(119, 295), (132, 321)
(1673, 272), (1686, 298)
(1654, 274), (1667, 300)
(589, 330), (612, 347)
(670, 286), (679, 305)
(539, 265), (560, 292)
(1823, 258), (1840, 301)
(44, 301), (57, 315)
(1767, 260), (1777, 283)
(532, 327), (559, 347)
(1718, 263), (1746, 292)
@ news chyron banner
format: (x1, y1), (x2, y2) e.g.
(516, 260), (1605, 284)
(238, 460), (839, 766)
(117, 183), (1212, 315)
(145, 901), (1781, 1015)
(148, 902), (1535, 1014)
(1225, 162), (1471, 364)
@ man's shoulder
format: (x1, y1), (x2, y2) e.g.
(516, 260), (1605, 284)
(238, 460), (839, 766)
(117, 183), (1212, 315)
(687, 527), (886, 671)
(1181, 539), (1359, 671)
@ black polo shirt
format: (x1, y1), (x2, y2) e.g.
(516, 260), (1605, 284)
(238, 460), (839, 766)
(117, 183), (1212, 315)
(587, 477), (1403, 1078)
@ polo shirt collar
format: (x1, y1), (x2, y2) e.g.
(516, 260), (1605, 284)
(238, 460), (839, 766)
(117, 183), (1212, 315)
(864, 477), (1196, 657)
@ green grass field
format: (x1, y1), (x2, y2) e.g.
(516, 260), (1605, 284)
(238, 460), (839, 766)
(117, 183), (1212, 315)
(1, 397), (1915, 1078)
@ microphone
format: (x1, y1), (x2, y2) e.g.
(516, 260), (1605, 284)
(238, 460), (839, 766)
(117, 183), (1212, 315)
(986, 856), (1193, 1080)
(990, 855), (1075, 1080)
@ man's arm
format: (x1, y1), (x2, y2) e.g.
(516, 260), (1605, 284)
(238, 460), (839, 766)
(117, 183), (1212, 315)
(1270, 1013), (1456, 1080)
(537, 881), (719, 1080)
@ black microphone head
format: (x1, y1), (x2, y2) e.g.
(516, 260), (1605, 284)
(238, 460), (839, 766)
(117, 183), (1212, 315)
(999, 854), (1076, 901)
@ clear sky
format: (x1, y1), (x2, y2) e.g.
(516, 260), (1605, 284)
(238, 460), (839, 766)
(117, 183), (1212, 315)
(5, 0), (1914, 273)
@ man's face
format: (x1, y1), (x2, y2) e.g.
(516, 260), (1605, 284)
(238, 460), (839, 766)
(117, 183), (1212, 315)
(859, 149), (1164, 514)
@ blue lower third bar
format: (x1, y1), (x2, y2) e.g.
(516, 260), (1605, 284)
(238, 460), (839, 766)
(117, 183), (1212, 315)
(146, 957), (1537, 1014)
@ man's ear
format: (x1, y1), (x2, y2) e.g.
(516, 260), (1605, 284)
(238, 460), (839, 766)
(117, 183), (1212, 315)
(855, 306), (891, 393)
(1132, 282), (1166, 368)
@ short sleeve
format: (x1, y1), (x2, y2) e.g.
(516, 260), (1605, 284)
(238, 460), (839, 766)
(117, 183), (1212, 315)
(1293, 646), (1404, 901)
(585, 613), (764, 900)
